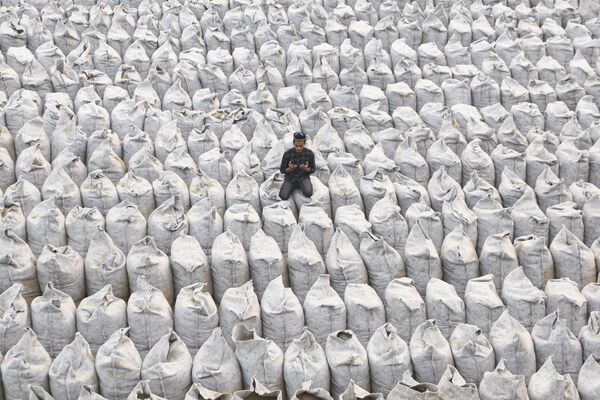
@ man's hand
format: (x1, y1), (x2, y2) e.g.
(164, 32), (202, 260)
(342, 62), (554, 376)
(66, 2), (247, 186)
(286, 161), (298, 173)
(299, 162), (310, 172)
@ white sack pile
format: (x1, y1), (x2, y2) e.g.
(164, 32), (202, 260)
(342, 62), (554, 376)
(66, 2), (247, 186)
(1, 0), (600, 398)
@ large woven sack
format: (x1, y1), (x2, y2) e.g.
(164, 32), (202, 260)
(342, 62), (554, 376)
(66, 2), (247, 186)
(359, 231), (405, 301)
(218, 281), (262, 349)
(544, 278), (588, 336)
(384, 278), (426, 343)
(76, 285), (127, 355)
(440, 226), (479, 298)
(85, 228), (128, 300)
(187, 197), (224, 258)
(427, 168), (463, 213)
(404, 203), (443, 253)
(579, 312), (600, 361)
(344, 283), (385, 347)
(41, 166), (82, 216)
(105, 201), (147, 255)
(174, 283), (218, 358)
(441, 196), (478, 246)
(395, 174), (431, 218)
(211, 229), (250, 304)
(261, 276), (304, 350)
(328, 166), (364, 215)
(501, 268), (547, 332)
(66, 206), (105, 258)
(325, 330), (370, 399)
(511, 190), (550, 245)
(534, 167), (572, 213)
(409, 320), (454, 384)
(546, 202), (584, 243)
(334, 204), (372, 250)
(1, 328), (51, 400)
(262, 202), (297, 252)
(31, 282), (76, 359)
(96, 328), (142, 400)
(49, 333), (98, 400)
(0, 228), (40, 303)
(191, 328), (242, 395)
(478, 359), (529, 400)
(425, 279), (466, 340)
(287, 225), (327, 303)
(489, 311), (537, 383)
(232, 323), (285, 394)
(80, 170), (119, 215)
(36, 244), (85, 303)
(527, 357), (579, 400)
(283, 329), (330, 397)
(367, 323), (412, 397)
(368, 194), (408, 255)
(302, 274), (346, 348)
(450, 323), (495, 386)
(325, 228), (368, 299)
(479, 232), (519, 293)
(0, 283), (29, 354)
(404, 221), (442, 297)
(126, 235), (174, 305)
(147, 194), (189, 256)
(116, 172), (155, 218)
(531, 311), (582, 382)
(578, 355), (600, 400)
(464, 275), (505, 336)
(550, 227), (596, 290)
(127, 277), (174, 359)
(248, 229), (287, 300)
(142, 331), (193, 400)
(513, 234), (554, 290)
(298, 199), (335, 258)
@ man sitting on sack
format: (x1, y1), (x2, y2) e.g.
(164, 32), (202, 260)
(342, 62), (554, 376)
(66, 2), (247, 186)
(279, 132), (316, 200)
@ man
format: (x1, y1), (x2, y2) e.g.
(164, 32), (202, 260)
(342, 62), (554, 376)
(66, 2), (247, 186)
(279, 132), (316, 200)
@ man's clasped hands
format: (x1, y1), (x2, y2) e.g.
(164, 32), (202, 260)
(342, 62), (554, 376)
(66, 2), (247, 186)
(286, 161), (311, 173)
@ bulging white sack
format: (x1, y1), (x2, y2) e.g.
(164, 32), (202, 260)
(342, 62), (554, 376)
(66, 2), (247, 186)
(141, 331), (193, 400)
(1, 328), (51, 400)
(95, 328), (142, 400)
(31, 282), (77, 359)
(76, 284), (127, 355)
(49, 333), (98, 400)
(325, 330), (370, 399)
(127, 277), (174, 359)
(283, 329), (330, 397)
(409, 320), (454, 384)
(175, 283), (219, 358)
(191, 328), (243, 395)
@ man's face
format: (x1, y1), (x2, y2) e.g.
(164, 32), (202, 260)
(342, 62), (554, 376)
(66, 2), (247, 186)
(294, 140), (305, 153)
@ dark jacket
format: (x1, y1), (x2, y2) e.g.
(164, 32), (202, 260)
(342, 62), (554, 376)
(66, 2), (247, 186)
(280, 147), (316, 182)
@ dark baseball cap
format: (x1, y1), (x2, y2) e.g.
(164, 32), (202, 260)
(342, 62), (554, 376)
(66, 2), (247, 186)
(293, 131), (307, 141)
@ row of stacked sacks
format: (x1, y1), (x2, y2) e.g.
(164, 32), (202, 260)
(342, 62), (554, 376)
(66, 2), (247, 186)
(0, 0), (598, 115)
(2, 273), (600, 400)
(0, 0), (599, 398)
(1, 0), (600, 117)
(5, 162), (600, 304)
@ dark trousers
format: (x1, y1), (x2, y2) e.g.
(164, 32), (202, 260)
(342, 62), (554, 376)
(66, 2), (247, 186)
(279, 177), (313, 200)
